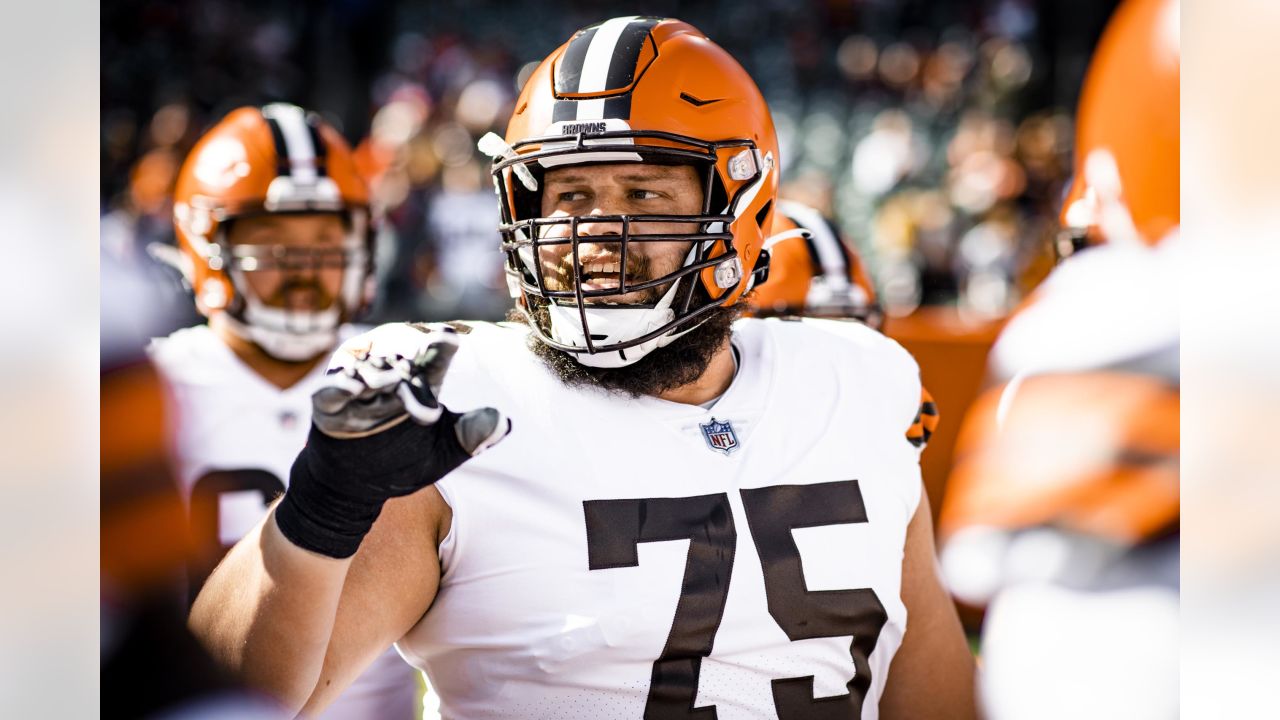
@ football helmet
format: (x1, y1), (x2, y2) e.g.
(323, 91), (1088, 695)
(172, 103), (373, 361)
(939, 372), (1179, 548)
(1064, 0), (1179, 247)
(752, 199), (883, 328)
(482, 17), (779, 367)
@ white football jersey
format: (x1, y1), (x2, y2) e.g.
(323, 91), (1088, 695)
(149, 323), (420, 720)
(397, 318), (927, 720)
(989, 232), (1180, 380)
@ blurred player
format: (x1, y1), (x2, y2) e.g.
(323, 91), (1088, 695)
(103, 250), (286, 719)
(752, 199), (884, 328)
(149, 103), (419, 719)
(936, 1), (1179, 717)
(189, 19), (976, 719)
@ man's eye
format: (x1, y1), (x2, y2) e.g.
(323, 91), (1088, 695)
(558, 191), (588, 202)
(630, 189), (661, 200)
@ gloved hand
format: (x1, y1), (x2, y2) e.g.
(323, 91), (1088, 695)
(275, 322), (510, 558)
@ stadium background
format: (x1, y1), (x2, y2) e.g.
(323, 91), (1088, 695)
(102, 0), (1122, 525)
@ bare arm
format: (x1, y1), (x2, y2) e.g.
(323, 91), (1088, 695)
(300, 486), (449, 714)
(190, 323), (502, 713)
(879, 488), (978, 720)
(188, 504), (353, 709)
(189, 487), (447, 713)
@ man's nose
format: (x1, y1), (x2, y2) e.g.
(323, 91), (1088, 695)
(575, 208), (625, 238)
(572, 209), (627, 258)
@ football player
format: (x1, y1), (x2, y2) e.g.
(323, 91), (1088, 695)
(936, 1), (1179, 717)
(150, 103), (420, 719)
(752, 199), (884, 328)
(190, 20), (976, 719)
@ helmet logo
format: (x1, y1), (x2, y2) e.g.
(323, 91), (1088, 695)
(192, 138), (250, 189)
(561, 121), (608, 135)
(700, 417), (740, 455)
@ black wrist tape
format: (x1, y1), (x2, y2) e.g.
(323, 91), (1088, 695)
(275, 412), (468, 558)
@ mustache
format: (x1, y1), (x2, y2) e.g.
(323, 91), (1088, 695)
(548, 253), (653, 291)
(264, 278), (337, 308)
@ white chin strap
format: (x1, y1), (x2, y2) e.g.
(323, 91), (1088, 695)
(547, 279), (700, 369)
(231, 294), (341, 361)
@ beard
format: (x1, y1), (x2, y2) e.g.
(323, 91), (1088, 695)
(513, 300), (742, 399)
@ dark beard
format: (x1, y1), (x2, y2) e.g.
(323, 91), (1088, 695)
(512, 302), (742, 398)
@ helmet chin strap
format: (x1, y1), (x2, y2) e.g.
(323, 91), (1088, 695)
(226, 296), (340, 362)
(547, 274), (697, 369)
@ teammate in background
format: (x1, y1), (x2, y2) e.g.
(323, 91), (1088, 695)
(936, 1), (1179, 717)
(150, 104), (420, 720)
(103, 250), (287, 720)
(190, 20), (976, 719)
(752, 199), (884, 329)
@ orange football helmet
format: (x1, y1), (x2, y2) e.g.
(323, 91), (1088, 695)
(172, 103), (373, 360)
(1065, 0), (1179, 247)
(939, 372), (1179, 548)
(482, 17), (779, 367)
(752, 200), (882, 329)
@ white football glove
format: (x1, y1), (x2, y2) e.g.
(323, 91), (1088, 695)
(276, 322), (511, 558)
(312, 322), (509, 455)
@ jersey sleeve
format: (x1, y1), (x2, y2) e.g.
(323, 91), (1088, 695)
(905, 387), (939, 452)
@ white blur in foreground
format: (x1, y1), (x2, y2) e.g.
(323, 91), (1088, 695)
(980, 583), (1178, 720)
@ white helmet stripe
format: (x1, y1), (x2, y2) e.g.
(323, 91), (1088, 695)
(262, 103), (318, 183)
(778, 200), (849, 283)
(574, 16), (641, 120)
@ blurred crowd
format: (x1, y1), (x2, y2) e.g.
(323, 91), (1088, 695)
(102, 0), (1121, 334)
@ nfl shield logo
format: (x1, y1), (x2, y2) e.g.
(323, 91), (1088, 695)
(700, 417), (740, 456)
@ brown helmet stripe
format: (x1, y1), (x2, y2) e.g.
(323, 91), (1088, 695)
(260, 104), (321, 181)
(602, 18), (659, 94)
(305, 115), (328, 177)
(263, 115), (291, 177)
(553, 25), (599, 95)
(550, 17), (661, 124)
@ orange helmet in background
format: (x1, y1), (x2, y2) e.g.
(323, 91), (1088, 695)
(939, 372), (1179, 548)
(936, 370), (1179, 610)
(482, 17), (779, 368)
(172, 103), (373, 359)
(752, 199), (883, 329)
(1066, 0), (1179, 246)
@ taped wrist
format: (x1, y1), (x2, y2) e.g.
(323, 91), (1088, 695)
(275, 413), (468, 558)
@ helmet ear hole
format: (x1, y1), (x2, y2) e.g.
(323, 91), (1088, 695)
(706, 171), (729, 214)
(509, 164), (545, 221)
(754, 200), (773, 229)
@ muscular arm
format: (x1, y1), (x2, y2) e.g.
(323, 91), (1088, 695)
(300, 487), (449, 714)
(189, 322), (503, 713)
(187, 487), (447, 713)
(879, 488), (978, 720)
(188, 504), (351, 709)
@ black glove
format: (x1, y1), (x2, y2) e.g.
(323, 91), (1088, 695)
(275, 323), (510, 558)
